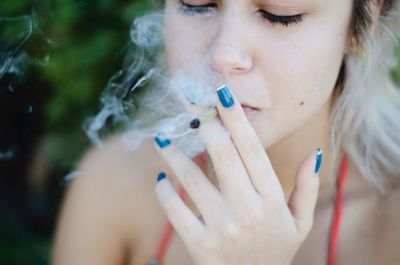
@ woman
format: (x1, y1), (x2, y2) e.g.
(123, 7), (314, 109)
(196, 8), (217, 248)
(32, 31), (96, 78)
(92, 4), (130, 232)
(53, 0), (400, 264)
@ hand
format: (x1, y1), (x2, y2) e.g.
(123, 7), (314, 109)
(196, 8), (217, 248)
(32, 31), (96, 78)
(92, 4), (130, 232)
(153, 85), (322, 265)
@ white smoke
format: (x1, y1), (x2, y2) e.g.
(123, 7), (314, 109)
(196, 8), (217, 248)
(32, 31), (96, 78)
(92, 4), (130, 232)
(85, 11), (223, 157)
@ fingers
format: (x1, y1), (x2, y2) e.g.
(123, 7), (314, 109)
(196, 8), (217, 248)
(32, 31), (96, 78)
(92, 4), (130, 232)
(154, 135), (226, 225)
(213, 85), (284, 201)
(198, 117), (258, 205)
(287, 149), (322, 236)
(155, 173), (208, 246)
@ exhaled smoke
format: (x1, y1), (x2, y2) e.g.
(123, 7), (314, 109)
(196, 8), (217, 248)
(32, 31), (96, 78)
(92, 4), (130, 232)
(0, 15), (32, 88)
(0, 13), (53, 160)
(86, 11), (223, 157)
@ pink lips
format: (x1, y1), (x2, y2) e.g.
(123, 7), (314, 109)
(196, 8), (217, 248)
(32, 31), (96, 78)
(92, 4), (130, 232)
(241, 103), (259, 111)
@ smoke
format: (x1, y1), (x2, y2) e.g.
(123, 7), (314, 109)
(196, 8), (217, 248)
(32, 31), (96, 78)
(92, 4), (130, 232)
(85, 11), (223, 157)
(0, 13), (53, 160)
(0, 148), (16, 160)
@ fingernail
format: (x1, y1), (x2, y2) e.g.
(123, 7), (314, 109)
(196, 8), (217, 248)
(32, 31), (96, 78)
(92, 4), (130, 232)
(155, 133), (171, 149)
(314, 148), (323, 174)
(157, 172), (167, 182)
(216, 84), (235, 108)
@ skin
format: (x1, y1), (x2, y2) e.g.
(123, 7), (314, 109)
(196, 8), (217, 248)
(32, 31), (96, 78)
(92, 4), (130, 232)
(53, 0), (400, 264)
(154, 87), (321, 265)
(163, 0), (351, 198)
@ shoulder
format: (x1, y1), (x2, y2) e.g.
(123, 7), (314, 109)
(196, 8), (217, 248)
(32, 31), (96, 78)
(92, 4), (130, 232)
(363, 188), (400, 264)
(66, 135), (168, 230)
(53, 136), (169, 264)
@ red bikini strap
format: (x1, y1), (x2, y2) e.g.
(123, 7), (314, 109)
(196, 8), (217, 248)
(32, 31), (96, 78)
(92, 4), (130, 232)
(153, 153), (204, 263)
(154, 186), (186, 263)
(153, 153), (349, 265)
(327, 153), (349, 265)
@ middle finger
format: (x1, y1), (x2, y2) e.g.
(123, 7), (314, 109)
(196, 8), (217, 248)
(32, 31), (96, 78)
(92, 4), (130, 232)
(198, 116), (258, 206)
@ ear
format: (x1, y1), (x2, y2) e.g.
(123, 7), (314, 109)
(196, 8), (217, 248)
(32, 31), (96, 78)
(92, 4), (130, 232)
(368, 0), (385, 32)
(345, 0), (385, 55)
(371, 0), (385, 17)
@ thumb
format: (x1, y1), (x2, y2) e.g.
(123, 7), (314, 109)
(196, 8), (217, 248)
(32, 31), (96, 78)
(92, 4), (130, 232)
(288, 148), (322, 236)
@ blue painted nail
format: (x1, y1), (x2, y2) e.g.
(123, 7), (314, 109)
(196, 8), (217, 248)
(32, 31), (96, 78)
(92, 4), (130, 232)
(148, 259), (161, 265)
(155, 134), (171, 149)
(216, 85), (235, 108)
(314, 148), (323, 174)
(157, 172), (167, 182)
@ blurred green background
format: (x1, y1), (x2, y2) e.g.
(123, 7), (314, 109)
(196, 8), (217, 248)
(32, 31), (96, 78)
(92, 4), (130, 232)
(0, 1), (152, 264)
(0, 1), (400, 265)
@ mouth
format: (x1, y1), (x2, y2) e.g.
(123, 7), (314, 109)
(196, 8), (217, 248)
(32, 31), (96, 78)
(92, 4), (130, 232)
(241, 103), (260, 112)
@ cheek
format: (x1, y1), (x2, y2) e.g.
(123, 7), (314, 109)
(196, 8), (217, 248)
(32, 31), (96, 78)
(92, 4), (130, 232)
(164, 11), (212, 72)
(253, 27), (348, 147)
(264, 27), (347, 113)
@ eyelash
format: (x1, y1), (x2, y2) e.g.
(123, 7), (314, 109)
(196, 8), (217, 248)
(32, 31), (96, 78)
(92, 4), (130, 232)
(178, 0), (304, 27)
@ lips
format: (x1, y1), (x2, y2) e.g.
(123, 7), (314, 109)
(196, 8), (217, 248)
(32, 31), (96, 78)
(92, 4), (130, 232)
(240, 103), (260, 111)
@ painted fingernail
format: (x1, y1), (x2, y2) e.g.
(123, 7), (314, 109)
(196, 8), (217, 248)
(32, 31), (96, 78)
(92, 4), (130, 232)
(216, 84), (235, 108)
(155, 133), (171, 149)
(314, 148), (323, 174)
(157, 172), (167, 182)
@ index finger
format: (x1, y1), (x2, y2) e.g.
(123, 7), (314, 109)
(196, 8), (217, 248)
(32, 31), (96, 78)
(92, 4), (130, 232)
(214, 85), (284, 202)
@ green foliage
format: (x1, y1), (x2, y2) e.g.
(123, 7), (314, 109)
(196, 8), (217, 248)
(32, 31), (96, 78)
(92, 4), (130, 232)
(2, 0), (151, 167)
(1, 1), (150, 264)
(0, 211), (50, 265)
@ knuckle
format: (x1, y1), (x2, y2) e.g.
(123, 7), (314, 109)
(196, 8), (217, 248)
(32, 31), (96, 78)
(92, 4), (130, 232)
(239, 206), (264, 229)
(219, 222), (240, 241)
(181, 167), (202, 188)
(194, 235), (214, 251)
(214, 142), (236, 164)
(243, 138), (265, 157)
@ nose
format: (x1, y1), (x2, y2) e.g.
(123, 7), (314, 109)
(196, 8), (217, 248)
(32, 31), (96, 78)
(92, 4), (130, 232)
(210, 16), (253, 75)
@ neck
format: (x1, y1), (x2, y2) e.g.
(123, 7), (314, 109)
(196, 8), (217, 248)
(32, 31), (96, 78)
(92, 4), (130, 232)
(199, 93), (373, 207)
(267, 97), (336, 202)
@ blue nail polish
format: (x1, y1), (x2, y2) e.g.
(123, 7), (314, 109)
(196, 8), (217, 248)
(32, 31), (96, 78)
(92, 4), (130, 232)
(315, 148), (323, 173)
(155, 134), (171, 149)
(217, 85), (235, 108)
(157, 172), (167, 182)
(148, 259), (161, 265)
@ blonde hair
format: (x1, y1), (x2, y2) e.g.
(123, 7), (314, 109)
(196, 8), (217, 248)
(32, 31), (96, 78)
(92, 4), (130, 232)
(330, 0), (400, 193)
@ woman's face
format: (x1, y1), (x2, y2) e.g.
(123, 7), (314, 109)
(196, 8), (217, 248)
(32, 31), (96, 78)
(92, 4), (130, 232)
(163, 0), (353, 148)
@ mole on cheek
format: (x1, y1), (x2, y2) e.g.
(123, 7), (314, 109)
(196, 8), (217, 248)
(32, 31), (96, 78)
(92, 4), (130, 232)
(300, 101), (305, 106)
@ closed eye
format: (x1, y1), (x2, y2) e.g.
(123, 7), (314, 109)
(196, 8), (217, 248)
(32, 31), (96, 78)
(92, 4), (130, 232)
(178, 0), (304, 27)
(258, 10), (304, 27)
(178, 0), (217, 16)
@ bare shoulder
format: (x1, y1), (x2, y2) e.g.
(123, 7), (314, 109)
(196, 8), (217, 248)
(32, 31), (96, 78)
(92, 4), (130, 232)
(376, 190), (400, 264)
(53, 136), (168, 264)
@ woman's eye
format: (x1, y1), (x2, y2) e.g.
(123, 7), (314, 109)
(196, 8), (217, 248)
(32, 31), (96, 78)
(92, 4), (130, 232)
(178, 1), (304, 27)
(259, 10), (304, 27)
(178, 0), (217, 16)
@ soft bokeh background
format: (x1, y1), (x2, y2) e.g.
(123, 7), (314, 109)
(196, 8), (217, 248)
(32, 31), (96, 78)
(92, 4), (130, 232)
(0, 1), (152, 264)
(0, 1), (399, 264)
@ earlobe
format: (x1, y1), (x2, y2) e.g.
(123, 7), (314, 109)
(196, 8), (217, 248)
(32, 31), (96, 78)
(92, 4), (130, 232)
(368, 0), (384, 31)
(372, 0), (385, 15)
(346, 0), (385, 57)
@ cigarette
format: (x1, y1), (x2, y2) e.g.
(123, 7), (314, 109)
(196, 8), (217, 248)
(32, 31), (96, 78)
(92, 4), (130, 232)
(190, 107), (218, 129)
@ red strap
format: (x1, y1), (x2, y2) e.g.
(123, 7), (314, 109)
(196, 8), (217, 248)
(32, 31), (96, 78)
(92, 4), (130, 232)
(155, 185), (186, 262)
(327, 153), (349, 265)
(153, 153), (203, 263)
(154, 153), (349, 265)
